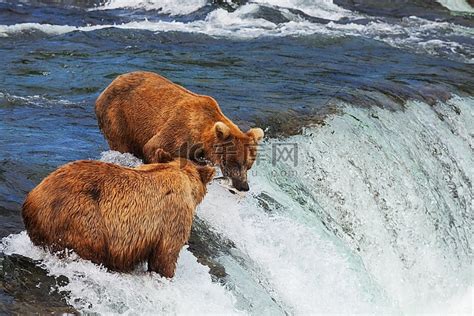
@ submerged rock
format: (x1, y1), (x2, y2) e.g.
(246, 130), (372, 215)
(188, 217), (236, 282)
(0, 253), (76, 314)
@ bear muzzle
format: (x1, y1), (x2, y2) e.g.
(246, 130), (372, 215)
(231, 177), (250, 192)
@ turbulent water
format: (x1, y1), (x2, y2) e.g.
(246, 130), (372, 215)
(0, 0), (473, 314)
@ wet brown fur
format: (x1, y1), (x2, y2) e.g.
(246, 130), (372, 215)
(95, 71), (263, 190)
(21, 156), (215, 278)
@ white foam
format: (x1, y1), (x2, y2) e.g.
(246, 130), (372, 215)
(0, 22), (97, 37)
(94, 0), (208, 16)
(325, 17), (474, 62)
(252, 0), (353, 20)
(0, 92), (75, 108)
(437, 0), (474, 12)
(0, 232), (240, 314)
(0, 6), (331, 39)
(99, 150), (143, 167)
(0, 9), (471, 62)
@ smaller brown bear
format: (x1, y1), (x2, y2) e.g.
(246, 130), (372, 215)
(22, 149), (214, 278)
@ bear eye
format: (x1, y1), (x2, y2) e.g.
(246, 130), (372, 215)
(193, 147), (208, 165)
(196, 151), (206, 162)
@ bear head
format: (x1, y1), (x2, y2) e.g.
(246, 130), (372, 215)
(207, 121), (264, 192)
(152, 148), (215, 201)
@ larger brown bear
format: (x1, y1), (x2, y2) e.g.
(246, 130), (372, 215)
(22, 150), (214, 278)
(95, 71), (264, 191)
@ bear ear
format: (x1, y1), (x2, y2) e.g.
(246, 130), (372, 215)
(154, 148), (173, 163)
(247, 128), (264, 143)
(197, 165), (215, 185)
(214, 122), (231, 141)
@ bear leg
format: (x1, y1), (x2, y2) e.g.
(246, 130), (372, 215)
(148, 238), (184, 278)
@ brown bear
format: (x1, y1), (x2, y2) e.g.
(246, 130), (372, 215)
(95, 71), (264, 191)
(21, 150), (214, 278)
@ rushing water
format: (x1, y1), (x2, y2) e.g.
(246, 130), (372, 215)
(0, 0), (472, 314)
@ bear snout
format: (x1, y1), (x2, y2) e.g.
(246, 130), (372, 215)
(231, 178), (249, 192)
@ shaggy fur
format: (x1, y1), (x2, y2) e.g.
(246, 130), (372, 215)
(22, 153), (214, 278)
(95, 71), (264, 191)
